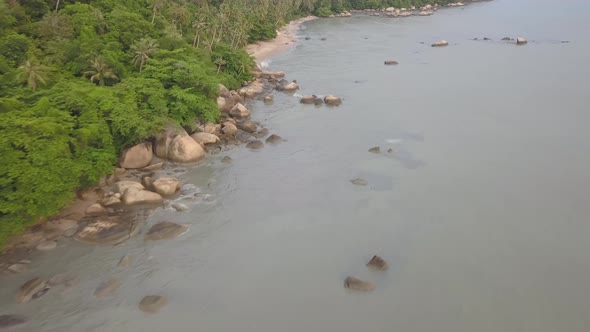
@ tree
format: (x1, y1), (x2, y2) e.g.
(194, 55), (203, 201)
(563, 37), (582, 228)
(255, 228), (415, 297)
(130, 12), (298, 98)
(214, 56), (226, 74)
(192, 20), (207, 48)
(132, 38), (159, 72)
(17, 57), (48, 91)
(84, 55), (118, 86)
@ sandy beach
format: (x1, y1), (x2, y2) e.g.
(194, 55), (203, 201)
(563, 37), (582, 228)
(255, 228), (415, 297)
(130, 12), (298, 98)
(246, 16), (317, 65)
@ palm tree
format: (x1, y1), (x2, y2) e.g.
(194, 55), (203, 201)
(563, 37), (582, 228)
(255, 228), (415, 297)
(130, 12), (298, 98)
(17, 57), (48, 91)
(131, 38), (159, 72)
(192, 20), (206, 48)
(84, 56), (118, 86)
(214, 56), (226, 74)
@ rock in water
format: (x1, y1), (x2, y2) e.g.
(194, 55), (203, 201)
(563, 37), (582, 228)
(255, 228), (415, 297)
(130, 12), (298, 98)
(324, 95), (342, 106)
(344, 276), (375, 291)
(384, 60), (399, 65)
(431, 40), (449, 47)
(145, 221), (189, 241)
(501, 37), (512, 41)
(221, 156), (233, 164)
(16, 278), (48, 303)
(121, 188), (163, 205)
(229, 103), (251, 119)
(516, 37), (527, 45)
(85, 203), (107, 216)
(7, 263), (28, 274)
(265, 134), (283, 144)
(191, 132), (220, 146)
(367, 255), (389, 270)
(139, 295), (168, 314)
(222, 122), (238, 137)
(171, 203), (189, 212)
(0, 315), (26, 329)
(36, 240), (57, 251)
(117, 255), (131, 268)
(350, 178), (368, 186)
(94, 278), (121, 298)
(114, 180), (144, 194)
(263, 95), (273, 103)
(119, 142), (153, 169)
(238, 121), (257, 133)
(152, 178), (180, 196)
(246, 140), (264, 150)
(75, 216), (142, 245)
(368, 146), (380, 153)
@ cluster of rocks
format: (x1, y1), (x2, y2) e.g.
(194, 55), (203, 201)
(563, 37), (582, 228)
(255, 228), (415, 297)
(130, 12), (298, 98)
(299, 94), (342, 106)
(328, 11), (352, 18)
(344, 255), (389, 292)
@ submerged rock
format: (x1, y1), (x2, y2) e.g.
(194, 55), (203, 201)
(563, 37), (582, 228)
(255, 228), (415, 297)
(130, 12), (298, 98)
(36, 240), (57, 251)
(384, 60), (399, 65)
(238, 121), (257, 133)
(94, 278), (121, 298)
(139, 295), (168, 314)
(16, 278), (48, 304)
(145, 221), (189, 241)
(350, 178), (368, 186)
(431, 40), (449, 47)
(171, 203), (189, 212)
(263, 95), (273, 103)
(0, 315), (26, 329)
(246, 140), (264, 150)
(7, 263), (28, 274)
(117, 255), (131, 269)
(501, 37), (512, 41)
(221, 156), (233, 164)
(367, 255), (389, 271)
(75, 216), (142, 245)
(368, 146), (381, 153)
(253, 128), (270, 139)
(300, 95), (320, 104)
(265, 134), (283, 144)
(344, 276), (374, 291)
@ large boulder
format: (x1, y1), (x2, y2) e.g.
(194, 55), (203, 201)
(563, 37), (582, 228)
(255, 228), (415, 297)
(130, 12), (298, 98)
(119, 143), (153, 169)
(114, 181), (144, 194)
(324, 95), (342, 106)
(237, 121), (257, 133)
(229, 103), (251, 119)
(152, 178), (180, 196)
(122, 188), (163, 205)
(191, 132), (220, 146)
(431, 40), (449, 47)
(75, 216), (142, 245)
(217, 96), (235, 113)
(16, 278), (48, 303)
(154, 127), (205, 163)
(222, 122), (238, 137)
(218, 84), (231, 98)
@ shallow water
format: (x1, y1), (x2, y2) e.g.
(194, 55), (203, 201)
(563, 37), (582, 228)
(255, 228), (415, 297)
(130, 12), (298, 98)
(2, 0), (590, 331)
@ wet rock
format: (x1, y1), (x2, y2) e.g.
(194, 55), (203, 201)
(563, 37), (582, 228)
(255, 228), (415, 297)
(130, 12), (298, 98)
(253, 128), (270, 139)
(171, 203), (189, 212)
(384, 60), (399, 65)
(63, 228), (77, 237)
(0, 315), (26, 329)
(516, 37), (527, 45)
(16, 278), (47, 303)
(229, 103), (251, 119)
(85, 203), (107, 216)
(321, 37), (327, 41)
(263, 95), (273, 103)
(300, 95), (320, 104)
(154, 127), (205, 163)
(75, 216), (142, 245)
(36, 240), (57, 251)
(7, 263), (28, 274)
(238, 79), (265, 98)
(324, 95), (342, 106)
(122, 188), (163, 205)
(217, 96), (234, 113)
(100, 196), (121, 207)
(119, 142), (153, 169)
(94, 278), (121, 298)
(265, 134), (283, 144)
(501, 37), (512, 41)
(114, 180), (144, 194)
(152, 178), (180, 196)
(222, 122), (238, 137)
(43, 228), (62, 241)
(32, 287), (50, 299)
(431, 40), (449, 47)
(45, 219), (77, 233)
(483, 37), (491, 40)
(305, 36), (311, 40)
(142, 176), (154, 189)
(117, 255), (131, 268)
(350, 178), (368, 186)
(246, 140), (264, 150)
(145, 221), (189, 241)
(191, 132), (220, 146)
(369, 146), (381, 153)
(367, 255), (389, 271)
(387, 148), (393, 153)
(276, 80), (299, 91)
(236, 130), (254, 143)
(221, 156), (233, 164)
(238, 121), (257, 133)
(344, 276), (375, 291)
(139, 295), (168, 314)
(260, 70), (285, 78)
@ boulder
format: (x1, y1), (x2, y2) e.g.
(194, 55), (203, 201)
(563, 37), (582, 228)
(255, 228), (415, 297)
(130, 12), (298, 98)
(229, 103), (251, 119)
(246, 140), (264, 150)
(218, 84), (231, 98)
(139, 295), (168, 314)
(0, 315), (26, 329)
(75, 216), (142, 245)
(142, 176), (154, 190)
(7, 263), (28, 274)
(324, 95), (342, 106)
(431, 40), (449, 47)
(145, 221), (189, 241)
(152, 178), (180, 196)
(238, 80), (265, 98)
(217, 96), (235, 113)
(265, 134), (283, 144)
(36, 240), (57, 251)
(16, 278), (48, 303)
(154, 126), (205, 163)
(94, 278), (120, 298)
(260, 71), (285, 79)
(253, 128), (270, 138)
(191, 132), (220, 146)
(237, 121), (257, 133)
(300, 95), (319, 104)
(45, 219), (77, 233)
(86, 203), (107, 216)
(516, 37), (527, 45)
(350, 178), (368, 186)
(384, 60), (399, 65)
(236, 130), (253, 143)
(501, 37), (512, 41)
(368, 146), (381, 153)
(122, 188), (163, 205)
(114, 180), (144, 194)
(119, 143), (153, 169)
(283, 81), (299, 91)
(221, 156), (233, 164)
(263, 95), (273, 103)
(367, 255), (389, 270)
(344, 276), (374, 291)
(100, 196), (121, 207)
(231, 91), (244, 104)
(222, 122), (238, 137)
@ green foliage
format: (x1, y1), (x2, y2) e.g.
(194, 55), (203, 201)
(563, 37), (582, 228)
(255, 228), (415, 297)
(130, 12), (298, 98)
(248, 21), (277, 43)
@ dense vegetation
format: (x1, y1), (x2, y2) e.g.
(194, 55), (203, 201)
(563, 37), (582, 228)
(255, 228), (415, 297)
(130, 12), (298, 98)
(0, 0), (456, 245)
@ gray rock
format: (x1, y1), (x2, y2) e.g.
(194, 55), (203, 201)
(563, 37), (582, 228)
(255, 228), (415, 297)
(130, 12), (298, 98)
(16, 278), (48, 303)
(350, 178), (368, 186)
(63, 228), (77, 237)
(36, 240), (57, 251)
(253, 128), (270, 139)
(139, 295), (168, 314)
(344, 276), (374, 291)
(145, 222), (189, 241)
(94, 278), (121, 297)
(501, 37), (512, 41)
(368, 146), (380, 153)
(246, 140), (264, 150)
(0, 315), (26, 329)
(265, 134), (283, 144)
(367, 255), (389, 271)
(384, 60), (399, 65)
(387, 148), (393, 153)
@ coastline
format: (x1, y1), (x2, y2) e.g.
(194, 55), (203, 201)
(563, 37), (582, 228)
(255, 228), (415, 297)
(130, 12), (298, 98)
(246, 16), (318, 65)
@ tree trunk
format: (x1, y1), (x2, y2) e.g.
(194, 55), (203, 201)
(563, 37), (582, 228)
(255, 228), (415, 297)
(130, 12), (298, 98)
(55, 0), (60, 12)
(139, 60), (144, 73)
